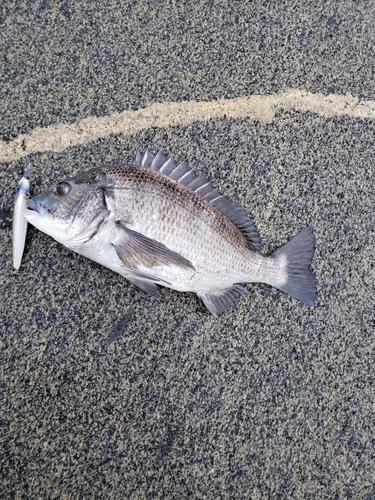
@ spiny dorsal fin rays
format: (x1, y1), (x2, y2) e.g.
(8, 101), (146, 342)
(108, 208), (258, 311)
(134, 151), (142, 166)
(133, 150), (262, 251)
(177, 169), (196, 186)
(141, 150), (155, 168)
(169, 161), (190, 181)
(158, 157), (178, 175)
(186, 174), (209, 191)
(151, 151), (167, 170)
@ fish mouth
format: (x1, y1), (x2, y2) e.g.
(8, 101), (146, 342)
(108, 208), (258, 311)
(25, 199), (48, 215)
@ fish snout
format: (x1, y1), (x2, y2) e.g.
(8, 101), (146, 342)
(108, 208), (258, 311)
(25, 198), (48, 214)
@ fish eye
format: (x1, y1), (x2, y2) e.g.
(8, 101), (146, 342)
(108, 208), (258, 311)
(54, 182), (71, 196)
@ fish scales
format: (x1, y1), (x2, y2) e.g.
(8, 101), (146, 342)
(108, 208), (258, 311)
(23, 150), (317, 316)
(84, 166), (265, 292)
(105, 167), (252, 269)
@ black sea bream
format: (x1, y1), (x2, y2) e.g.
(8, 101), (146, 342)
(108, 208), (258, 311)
(24, 150), (317, 316)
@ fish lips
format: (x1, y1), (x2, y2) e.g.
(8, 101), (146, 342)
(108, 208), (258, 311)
(24, 198), (48, 216)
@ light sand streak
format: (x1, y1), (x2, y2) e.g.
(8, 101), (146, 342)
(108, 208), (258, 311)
(1, 89), (375, 163)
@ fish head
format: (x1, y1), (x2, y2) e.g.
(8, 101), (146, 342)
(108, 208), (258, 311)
(24, 168), (108, 244)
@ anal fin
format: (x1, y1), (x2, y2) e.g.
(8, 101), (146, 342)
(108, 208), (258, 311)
(198, 285), (247, 317)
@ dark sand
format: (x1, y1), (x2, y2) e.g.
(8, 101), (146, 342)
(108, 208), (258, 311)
(1, 2), (374, 498)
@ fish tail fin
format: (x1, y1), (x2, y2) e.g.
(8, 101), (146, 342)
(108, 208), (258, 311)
(271, 226), (317, 306)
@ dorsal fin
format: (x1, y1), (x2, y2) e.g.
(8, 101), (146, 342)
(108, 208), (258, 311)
(133, 150), (262, 251)
(150, 151), (167, 170)
(133, 151), (142, 166)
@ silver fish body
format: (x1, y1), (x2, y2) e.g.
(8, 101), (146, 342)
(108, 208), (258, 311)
(12, 165), (33, 270)
(24, 151), (316, 316)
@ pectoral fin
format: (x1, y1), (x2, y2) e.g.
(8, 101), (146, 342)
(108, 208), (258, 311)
(113, 221), (195, 271)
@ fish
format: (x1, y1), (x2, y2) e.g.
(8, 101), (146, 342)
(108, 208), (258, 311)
(12, 164), (34, 270)
(24, 150), (317, 316)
